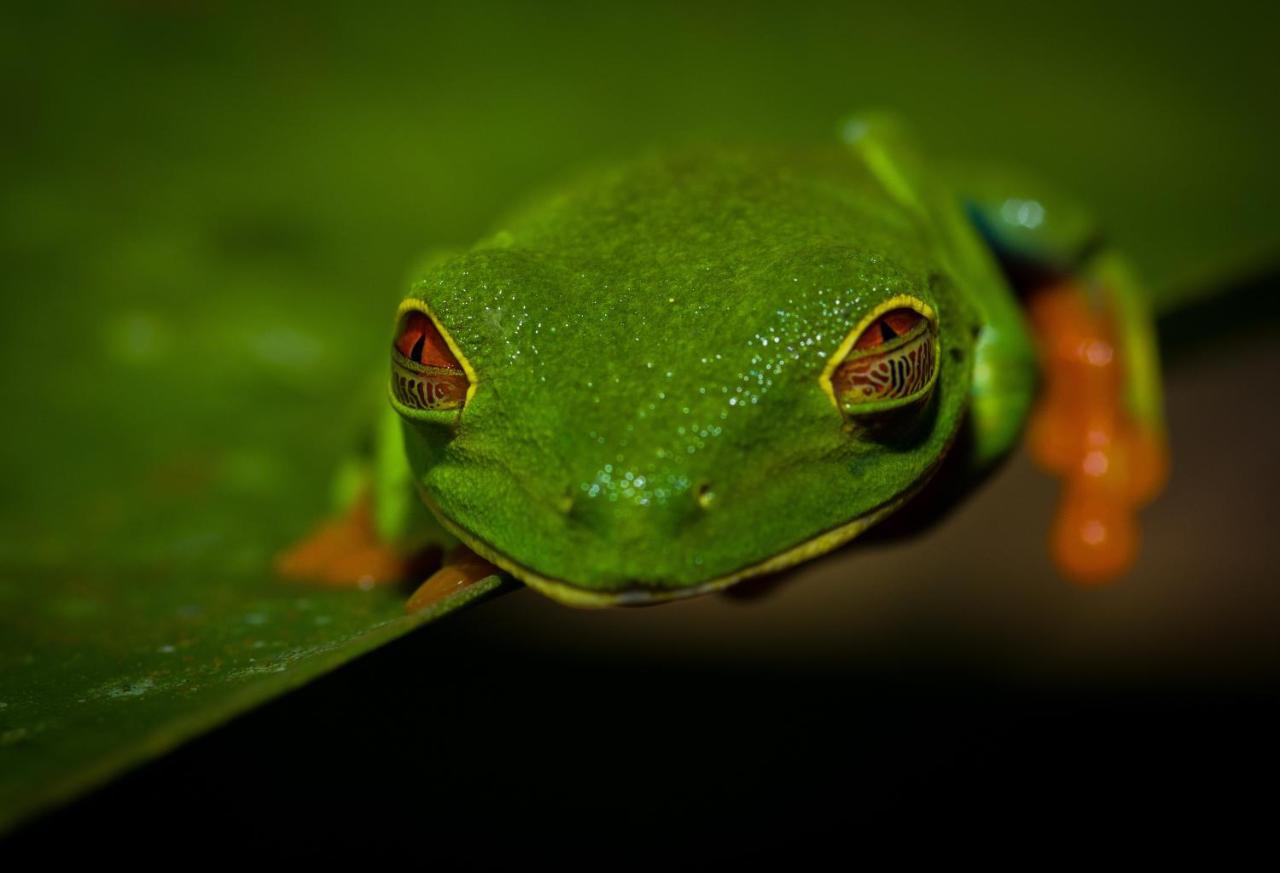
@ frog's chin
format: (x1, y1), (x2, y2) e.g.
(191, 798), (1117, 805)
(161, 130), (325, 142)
(415, 484), (918, 608)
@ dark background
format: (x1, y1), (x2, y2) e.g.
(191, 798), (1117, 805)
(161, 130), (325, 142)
(4, 0), (1279, 862)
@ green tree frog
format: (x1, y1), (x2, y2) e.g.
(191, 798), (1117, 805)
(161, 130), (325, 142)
(279, 116), (1168, 612)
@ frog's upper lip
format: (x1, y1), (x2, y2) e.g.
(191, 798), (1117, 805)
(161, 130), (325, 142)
(415, 481), (918, 608)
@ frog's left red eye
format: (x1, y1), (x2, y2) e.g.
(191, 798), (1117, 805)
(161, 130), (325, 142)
(391, 309), (470, 413)
(827, 305), (938, 414)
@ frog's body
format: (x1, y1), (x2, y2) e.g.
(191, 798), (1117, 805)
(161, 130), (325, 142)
(280, 117), (1166, 609)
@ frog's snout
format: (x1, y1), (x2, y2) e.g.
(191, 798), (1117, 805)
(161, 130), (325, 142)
(559, 480), (709, 545)
(556, 480), (716, 515)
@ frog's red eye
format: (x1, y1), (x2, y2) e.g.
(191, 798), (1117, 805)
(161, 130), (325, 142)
(396, 311), (462, 369)
(391, 309), (470, 413)
(829, 306), (938, 413)
(851, 308), (923, 350)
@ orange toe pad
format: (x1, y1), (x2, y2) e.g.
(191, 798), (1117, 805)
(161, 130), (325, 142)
(406, 545), (499, 613)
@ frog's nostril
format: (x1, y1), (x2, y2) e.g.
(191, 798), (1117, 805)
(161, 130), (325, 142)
(696, 482), (716, 510)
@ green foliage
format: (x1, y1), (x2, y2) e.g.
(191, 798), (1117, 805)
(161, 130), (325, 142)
(0, 571), (503, 832)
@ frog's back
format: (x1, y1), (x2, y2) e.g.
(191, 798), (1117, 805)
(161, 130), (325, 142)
(490, 146), (937, 305)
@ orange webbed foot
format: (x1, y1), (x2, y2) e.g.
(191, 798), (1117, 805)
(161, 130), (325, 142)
(1027, 280), (1168, 585)
(276, 495), (422, 590)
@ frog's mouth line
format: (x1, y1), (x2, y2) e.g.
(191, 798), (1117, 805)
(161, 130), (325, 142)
(414, 481), (923, 608)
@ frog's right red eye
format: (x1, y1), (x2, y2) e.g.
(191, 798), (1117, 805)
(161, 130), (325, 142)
(396, 312), (462, 369)
(391, 309), (470, 413)
(850, 308), (924, 351)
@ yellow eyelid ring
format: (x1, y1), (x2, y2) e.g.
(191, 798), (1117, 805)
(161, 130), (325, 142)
(819, 294), (939, 413)
(390, 298), (479, 417)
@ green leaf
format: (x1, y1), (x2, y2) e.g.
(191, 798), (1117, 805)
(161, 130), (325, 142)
(0, 570), (506, 833)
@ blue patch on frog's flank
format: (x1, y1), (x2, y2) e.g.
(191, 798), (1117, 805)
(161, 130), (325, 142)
(964, 199), (1103, 272)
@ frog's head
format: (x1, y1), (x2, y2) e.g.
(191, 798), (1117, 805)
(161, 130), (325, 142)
(390, 150), (982, 605)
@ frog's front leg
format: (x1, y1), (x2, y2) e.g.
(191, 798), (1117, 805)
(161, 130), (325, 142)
(276, 404), (502, 611)
(966, 181), (1169, 582)
(277, 403), (436, 588)
(275, 488), (430, 589)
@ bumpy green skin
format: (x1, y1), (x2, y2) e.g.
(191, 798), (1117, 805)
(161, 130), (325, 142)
(378, 119), (1064, 605)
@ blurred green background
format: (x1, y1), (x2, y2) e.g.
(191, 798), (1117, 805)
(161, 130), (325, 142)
(3, 0), (1279, 856)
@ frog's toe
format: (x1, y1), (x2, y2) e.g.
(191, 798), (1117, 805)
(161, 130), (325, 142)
(1050, 484), (1139, 584)
(406, 545), (500, 613)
